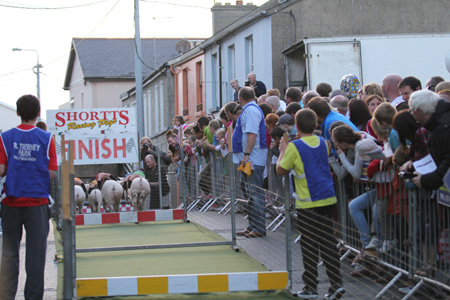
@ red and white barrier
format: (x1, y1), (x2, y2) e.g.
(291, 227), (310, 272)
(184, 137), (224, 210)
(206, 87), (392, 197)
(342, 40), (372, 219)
(75, 209), (185, 226)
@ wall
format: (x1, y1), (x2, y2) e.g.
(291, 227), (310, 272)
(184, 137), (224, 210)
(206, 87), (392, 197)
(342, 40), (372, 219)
(121, 67), (174, 154)
(173, 54), (206, 124)
(211, 2), (257, 35)
(272, 0), (450, 92)
(0, 102), (20, 133)
(205, 16), (272, 112)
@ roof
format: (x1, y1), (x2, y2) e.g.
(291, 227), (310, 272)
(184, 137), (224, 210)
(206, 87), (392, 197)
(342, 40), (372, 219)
(63, 38), (188, 89)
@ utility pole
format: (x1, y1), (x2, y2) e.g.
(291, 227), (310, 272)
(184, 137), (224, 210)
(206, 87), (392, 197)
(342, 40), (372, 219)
(134, 0), (145, 148)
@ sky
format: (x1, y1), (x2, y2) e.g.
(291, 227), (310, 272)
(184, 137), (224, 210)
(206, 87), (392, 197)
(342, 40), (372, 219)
(0, 0), (268, 120)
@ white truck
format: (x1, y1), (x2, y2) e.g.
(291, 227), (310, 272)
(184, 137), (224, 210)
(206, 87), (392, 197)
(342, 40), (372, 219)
(285, 33), (450, 91)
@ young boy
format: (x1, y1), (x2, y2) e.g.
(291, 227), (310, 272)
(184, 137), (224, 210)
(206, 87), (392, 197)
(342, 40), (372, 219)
(0, 95), (57, 299)
(276, 108), (344, 300)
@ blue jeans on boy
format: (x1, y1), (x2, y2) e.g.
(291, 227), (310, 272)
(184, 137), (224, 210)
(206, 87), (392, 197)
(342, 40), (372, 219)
(348, 189), (378, 247)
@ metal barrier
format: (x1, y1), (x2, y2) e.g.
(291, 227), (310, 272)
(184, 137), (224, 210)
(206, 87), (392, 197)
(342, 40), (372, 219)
(172, 143), (450, 298)
(52, 133), (450, 298)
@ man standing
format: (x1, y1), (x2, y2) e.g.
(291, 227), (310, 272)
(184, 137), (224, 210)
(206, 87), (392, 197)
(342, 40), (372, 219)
(409, 90), (450, 190)
(232, 87), (268, 238)
(246, 72), (267, 98)
(0, 95), (57, 299)
(381, 74), (404, 106)
(398, 76), (422, 102)
(144, 154), (170, 209)
(230, 79), (241, 101)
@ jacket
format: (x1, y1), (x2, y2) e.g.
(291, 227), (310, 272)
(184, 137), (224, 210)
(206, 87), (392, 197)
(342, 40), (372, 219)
(421, 99), (450, 190)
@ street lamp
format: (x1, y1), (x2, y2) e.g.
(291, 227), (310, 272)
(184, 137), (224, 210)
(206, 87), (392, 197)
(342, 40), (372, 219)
(12, 48), (42, 101)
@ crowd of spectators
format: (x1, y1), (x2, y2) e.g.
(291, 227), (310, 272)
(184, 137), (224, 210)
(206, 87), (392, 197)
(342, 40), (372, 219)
(152, 72), (449, 298)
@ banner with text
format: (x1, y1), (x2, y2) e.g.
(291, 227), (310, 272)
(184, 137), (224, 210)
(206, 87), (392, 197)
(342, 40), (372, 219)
(47, 108), (139, 165)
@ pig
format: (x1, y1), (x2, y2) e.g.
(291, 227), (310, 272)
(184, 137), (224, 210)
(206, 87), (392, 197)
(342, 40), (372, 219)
(101, 180), (123, 212)
(74, 185), (86, 214)
(130, 177), (150, 211)
(88, 188), (102, 213)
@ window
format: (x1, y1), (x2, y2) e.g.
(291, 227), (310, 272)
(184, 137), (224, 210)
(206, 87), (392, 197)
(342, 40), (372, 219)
(159, 80), (164, 130)
(147, 90), (152, 135)
(155, 85), (159, 133)
(143, 93), (148, 135)
(228, 44), (236, 81)
(245, 35), (254, 75)
(211, 53), (218, 110)
(196, 61), (203, 112)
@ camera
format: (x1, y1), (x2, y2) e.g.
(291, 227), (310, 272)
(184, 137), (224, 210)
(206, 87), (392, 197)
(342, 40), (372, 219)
(143, 143), (150, 150)
(399, 171), (417, 180)
(245, 80), (251, 86)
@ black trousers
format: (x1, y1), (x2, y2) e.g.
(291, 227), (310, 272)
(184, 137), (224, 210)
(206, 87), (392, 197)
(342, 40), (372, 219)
(0, 205), (50, 300)
(297, 205), (342, 290)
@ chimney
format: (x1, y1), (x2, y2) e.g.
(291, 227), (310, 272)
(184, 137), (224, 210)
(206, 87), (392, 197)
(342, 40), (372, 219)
(211, 1), (258, 35)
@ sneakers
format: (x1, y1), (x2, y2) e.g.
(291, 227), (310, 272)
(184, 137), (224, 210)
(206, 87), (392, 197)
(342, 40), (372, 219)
(380, 239), (397, 254)
(365, 236), (380, 251)
(296, 287), (318, 299)
(325, 284), (345, 300)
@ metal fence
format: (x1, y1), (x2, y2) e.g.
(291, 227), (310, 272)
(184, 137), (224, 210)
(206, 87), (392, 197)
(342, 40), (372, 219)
(173, 148), (450, 298)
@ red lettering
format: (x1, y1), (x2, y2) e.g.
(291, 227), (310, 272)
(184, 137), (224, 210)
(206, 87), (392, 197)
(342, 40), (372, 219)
(101, 139), (111, 159)
(79, 111), (89, 121)
(110, 111), (119, 120)
(91, 111), (100, 121)
(100, 111), (110, 120)
(113, 138), (127, 158)
(55, 112), (66, 127)
(67, 111), (77, 121)
(119, 110), (129, 125)
(95, 139), (99, 159)
(78, 140), (93, 159)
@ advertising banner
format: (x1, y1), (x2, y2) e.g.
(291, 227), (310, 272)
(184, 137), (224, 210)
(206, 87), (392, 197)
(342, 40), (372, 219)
(46, 107), (139, 165)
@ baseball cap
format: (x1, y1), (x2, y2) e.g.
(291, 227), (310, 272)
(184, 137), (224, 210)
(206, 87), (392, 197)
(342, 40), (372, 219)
(276, 114), (294, 126)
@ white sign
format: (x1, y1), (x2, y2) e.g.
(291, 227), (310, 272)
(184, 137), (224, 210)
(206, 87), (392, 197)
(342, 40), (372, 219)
(47, 108), (139, 165)
(413, 154), (437, 175)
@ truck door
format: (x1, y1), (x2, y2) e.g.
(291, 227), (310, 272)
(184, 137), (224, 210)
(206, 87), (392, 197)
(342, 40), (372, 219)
(305, 41), (362, 92)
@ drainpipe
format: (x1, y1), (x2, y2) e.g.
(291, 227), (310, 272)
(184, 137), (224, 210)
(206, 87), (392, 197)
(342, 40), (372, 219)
(170, 65), (180, 115)
(218, 43), (223, 110)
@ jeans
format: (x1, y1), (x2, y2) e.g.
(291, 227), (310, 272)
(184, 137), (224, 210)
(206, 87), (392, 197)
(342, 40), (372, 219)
(348, 189), (377, 247)
(298, 205), (342, 290)
(0, 205), (50, 300)
(244, 165), (266, 234)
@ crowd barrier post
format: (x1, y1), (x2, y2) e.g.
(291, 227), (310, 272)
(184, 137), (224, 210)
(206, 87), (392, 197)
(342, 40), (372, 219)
(228, 127), (237, 245)
(157, 147), (163, 209)
(61, 137), (76, 299)
(282, 133), (293, 291)
(179, 137), (187, 220)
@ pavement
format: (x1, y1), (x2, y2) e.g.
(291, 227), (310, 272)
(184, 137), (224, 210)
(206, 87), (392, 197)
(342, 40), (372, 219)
(0, 222), (57, 300)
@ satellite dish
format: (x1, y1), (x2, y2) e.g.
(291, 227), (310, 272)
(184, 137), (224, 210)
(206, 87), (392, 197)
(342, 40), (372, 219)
(446, 49), (450, 73)
(176, 40), (192, 55)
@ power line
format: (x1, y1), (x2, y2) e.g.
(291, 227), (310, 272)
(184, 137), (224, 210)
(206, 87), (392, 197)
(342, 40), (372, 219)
(140, 0), (210, 9)
(0, 0), (111, 10)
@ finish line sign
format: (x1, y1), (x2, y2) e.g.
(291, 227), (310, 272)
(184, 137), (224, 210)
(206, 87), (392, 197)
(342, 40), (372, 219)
(47, 108), (139, 165)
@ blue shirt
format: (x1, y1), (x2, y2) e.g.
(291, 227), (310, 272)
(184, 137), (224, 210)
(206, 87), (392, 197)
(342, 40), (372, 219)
(232, 102), (268, 166)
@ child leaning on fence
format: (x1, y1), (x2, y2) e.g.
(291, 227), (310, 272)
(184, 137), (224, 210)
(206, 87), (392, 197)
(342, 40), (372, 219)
(276, 108), (344, 300)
